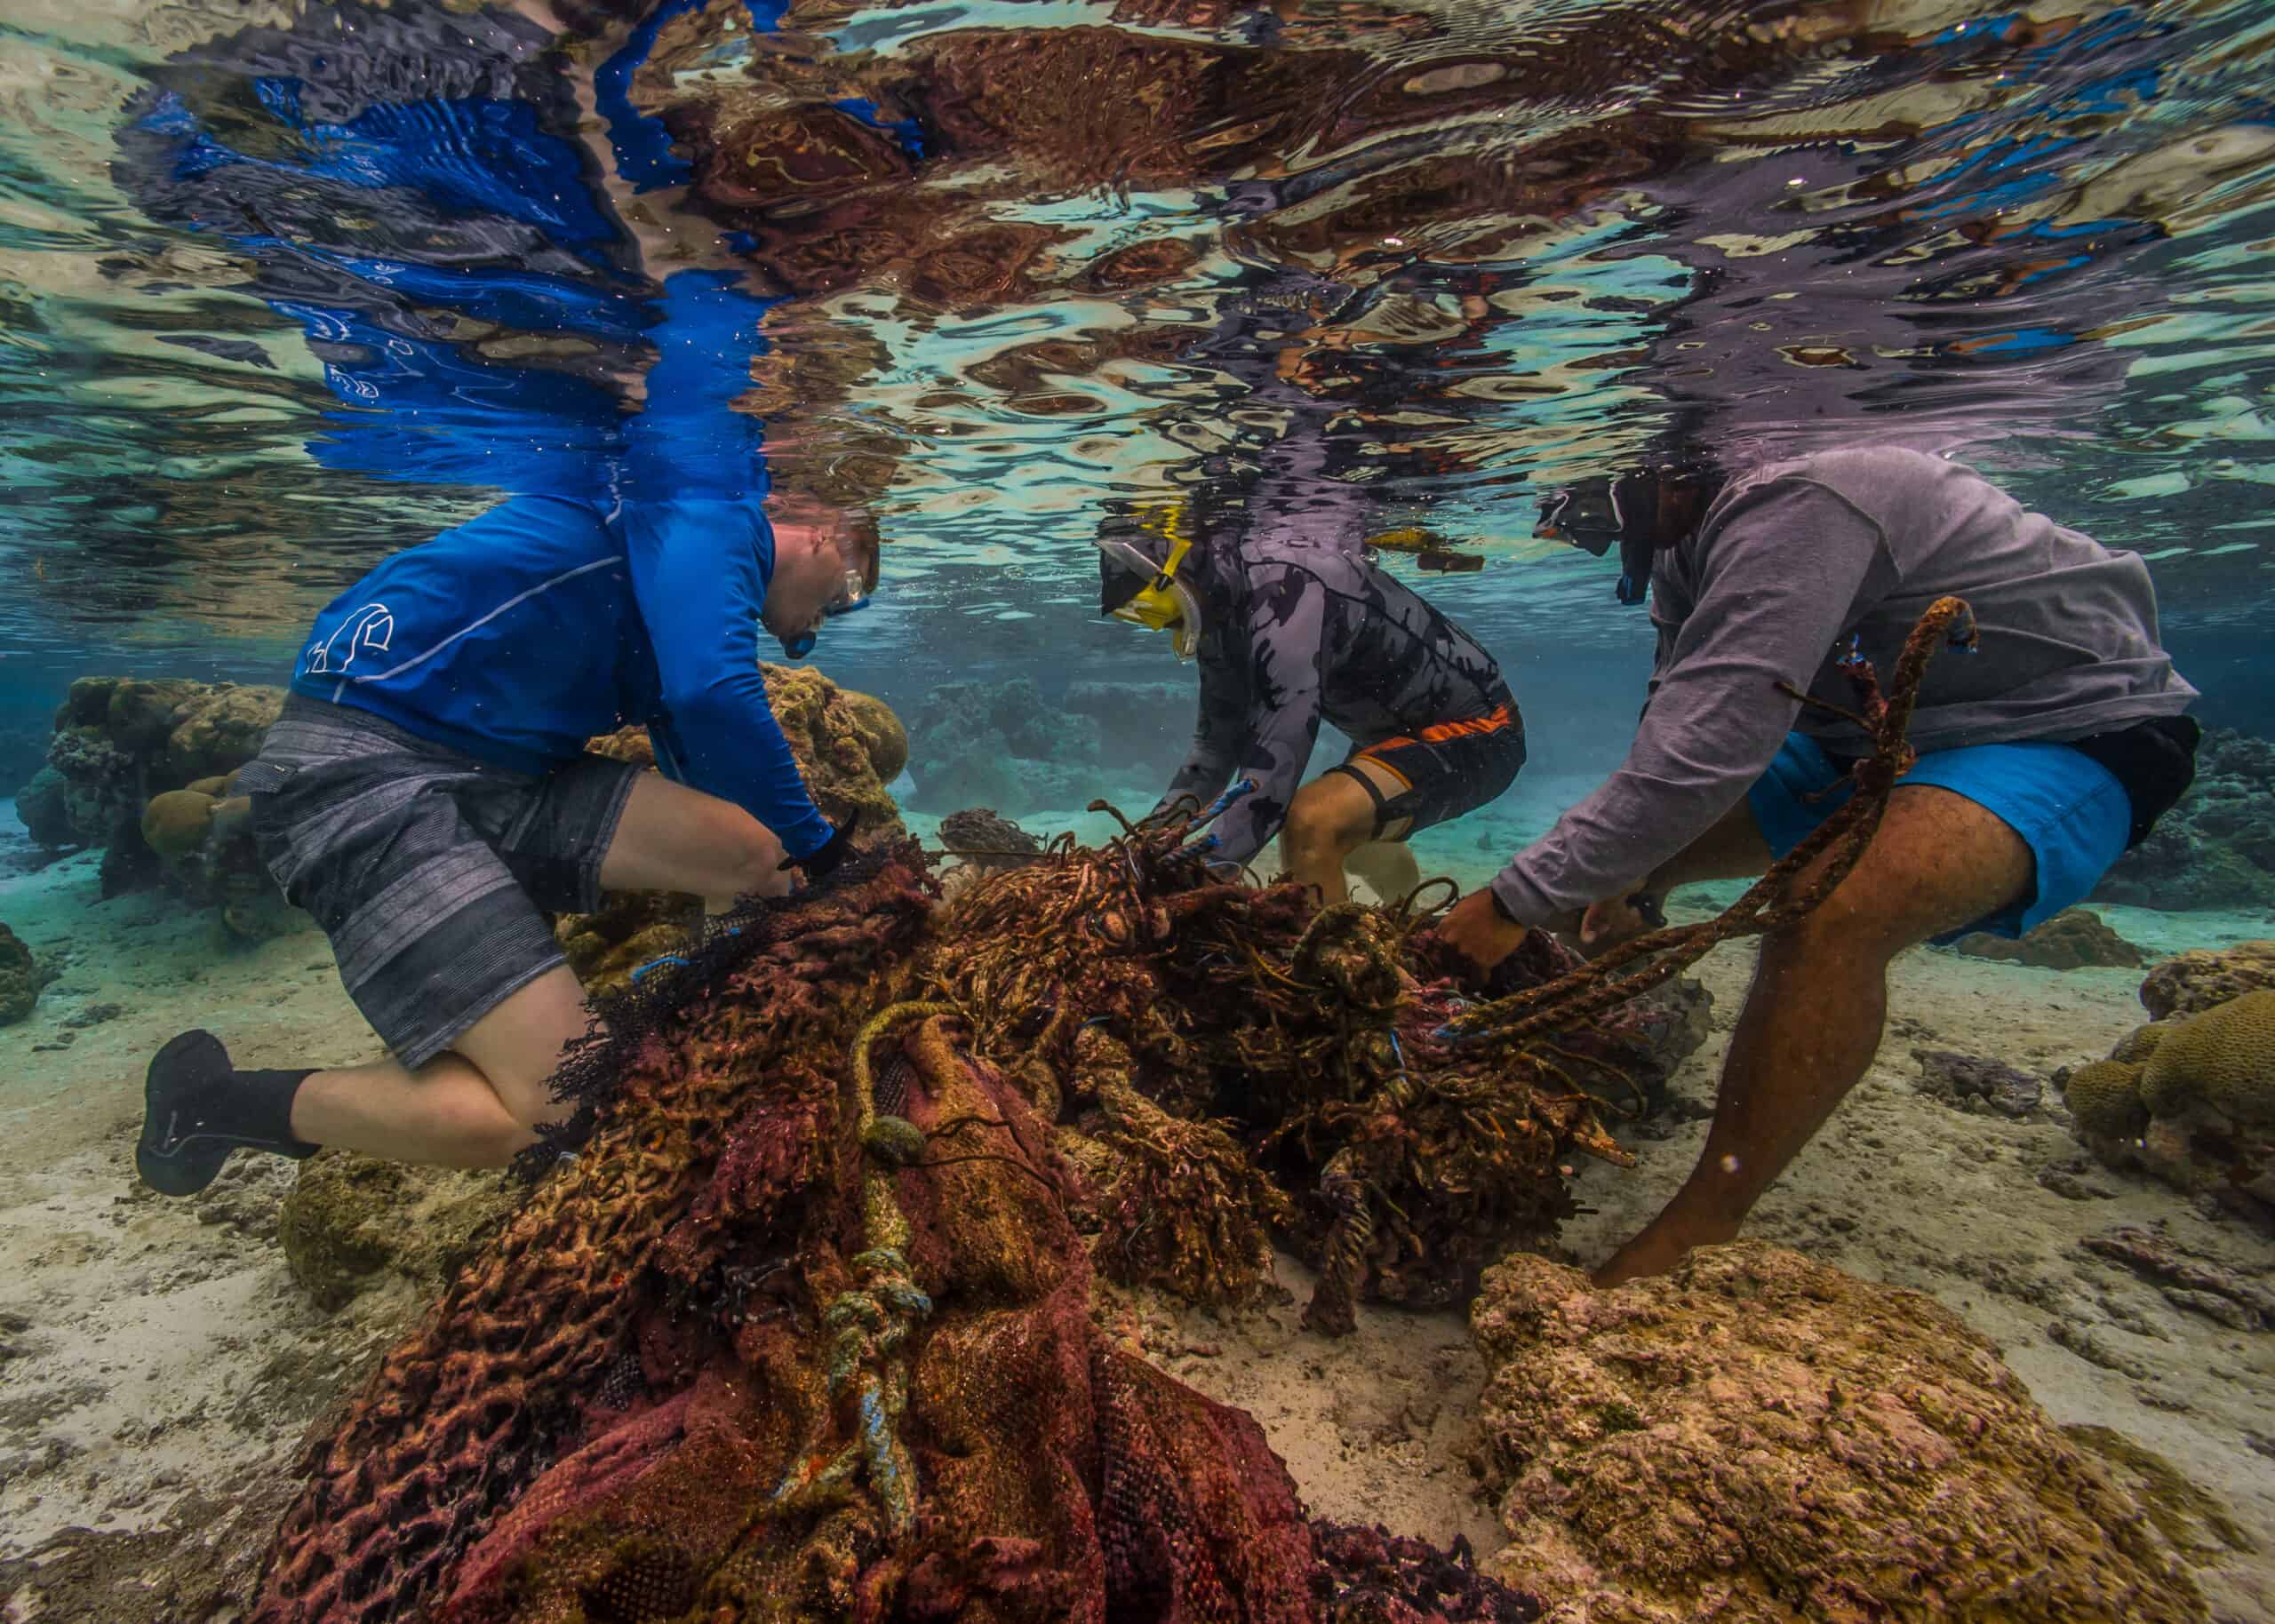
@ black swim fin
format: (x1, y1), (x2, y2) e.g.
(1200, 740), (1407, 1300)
(137, 1031), (315, 1197)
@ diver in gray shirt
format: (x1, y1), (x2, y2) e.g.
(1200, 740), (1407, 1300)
(1439, 445), (2199, 1286)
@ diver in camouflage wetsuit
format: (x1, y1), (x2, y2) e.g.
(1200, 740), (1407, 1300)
(1098, 482), (1522, 905)
(1097, 262), (1524, 904)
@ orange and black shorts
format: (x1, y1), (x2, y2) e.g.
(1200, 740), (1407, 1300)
(1328, 697), (1525, 842)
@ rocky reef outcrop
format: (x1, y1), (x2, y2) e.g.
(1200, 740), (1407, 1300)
(1470, 1243), (2208, 1624)
(35, 677), (285, 847)
(2140, 938), (2275, 1020)
(2095, 727), (2275, 912)
(0, 921), (42, 1026)
(13, 766), (72, 848)
(25, 677), (294, 931)
(277, 1151), (520, 1314)
(1955, 906), (2143, 969)
(2058, 974), (2275, 1225)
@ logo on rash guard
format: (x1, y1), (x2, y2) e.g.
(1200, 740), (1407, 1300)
(307, 603), (395, 675)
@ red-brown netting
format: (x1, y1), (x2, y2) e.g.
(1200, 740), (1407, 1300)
(251, 601), (1979, 1622)
(248, 844), (1547, 1624)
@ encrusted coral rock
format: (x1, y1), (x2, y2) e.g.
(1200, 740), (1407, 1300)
(2064, 982), (2275, 1223)
(556, 898), (691, 999)
(585, 662), (906, 840)
(41, 677), (286, 884)
(1470, 1244), (2207, 1624)
(2141, 940), (2275, 1022)
(278, 1151), (519, 1313)
(1955, 906), (2143, 970)
(1913, 1047), (2044, 1118)
(938, 806), (1042, 871)
(44, 726), (140, 847)
(0, 922), (39, 1026)
(756, 663), (909, 837)
(839, 686), (908, 782)
(15, 765), (73, 848)
(162, 685), (285, 784)
(2111, 1021), (2171, 1065)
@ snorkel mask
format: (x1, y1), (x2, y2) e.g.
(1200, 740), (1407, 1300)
(1536, 474), (1655, 607)
(1096, 506), (1201, 661)
(779, 566), (872, 660)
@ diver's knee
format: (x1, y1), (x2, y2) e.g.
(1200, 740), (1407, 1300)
(1282, 806), (1349, 865)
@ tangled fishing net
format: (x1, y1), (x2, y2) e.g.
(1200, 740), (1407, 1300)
(250, 602), (1974, 1623)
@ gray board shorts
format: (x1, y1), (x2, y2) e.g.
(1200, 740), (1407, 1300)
(236, 695), (640, 1070)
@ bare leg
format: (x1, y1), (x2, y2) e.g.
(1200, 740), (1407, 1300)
(291, 773), (796, 1167)
(288, 964), (595, 1165)
(1594, 785), (2033, 1286)
(1279, 772), (1382, 906)
(1345, 839), (1421, 905)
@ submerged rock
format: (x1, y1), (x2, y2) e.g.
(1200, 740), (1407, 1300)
(278, 1151), (519, 1313)
(15, 765), (74, 848)
(2140, 939), (2275, 1021)
(0, 922), (39, 1026)
(39, 677), (289, 924)
(1955, 906), (2143, 970)
(1470, 1243), (2208, 1624)
(2062, 977), (2275, 1224)
(2079, 1226), (2274, 1332)
(938, 806), (1042, 868)
(1912, 1046), (2045, 1117)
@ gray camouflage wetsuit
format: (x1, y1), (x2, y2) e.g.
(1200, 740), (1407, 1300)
(1153, 466), (1520, 869)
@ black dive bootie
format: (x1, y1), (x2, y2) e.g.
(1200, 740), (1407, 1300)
(136, 1031), (317, 1197)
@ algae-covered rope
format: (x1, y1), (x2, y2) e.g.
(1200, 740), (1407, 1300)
(1443, 596), (1976, 1049)
(756, 1000), (955, 1546)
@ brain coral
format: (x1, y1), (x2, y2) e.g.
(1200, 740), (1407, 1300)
(2140, 989), (2275, 1126)
(140, 788), (217, 860)
(2063, 1058), (2150, 1141)
(1470, 1243), (2206, 1624)
(2110, 1022), (2171, 1066)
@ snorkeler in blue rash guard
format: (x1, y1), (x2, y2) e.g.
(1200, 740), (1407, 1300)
(132, 0), (890, 1197)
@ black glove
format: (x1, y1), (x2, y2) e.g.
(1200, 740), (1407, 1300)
(785, 807), (859, 880)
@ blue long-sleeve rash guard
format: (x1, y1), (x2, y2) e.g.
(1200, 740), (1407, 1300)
(291, 271), (836, 860)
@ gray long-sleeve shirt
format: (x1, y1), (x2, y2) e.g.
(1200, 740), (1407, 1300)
(1490, 446), (2198, 926)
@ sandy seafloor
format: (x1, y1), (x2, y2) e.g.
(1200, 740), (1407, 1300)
(3, 791), (2273, 1621)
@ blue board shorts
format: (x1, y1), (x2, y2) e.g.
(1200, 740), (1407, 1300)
(1747, 732), (2131, 941)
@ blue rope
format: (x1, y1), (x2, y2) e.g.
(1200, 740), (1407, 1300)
(628, 953), (688, 985)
